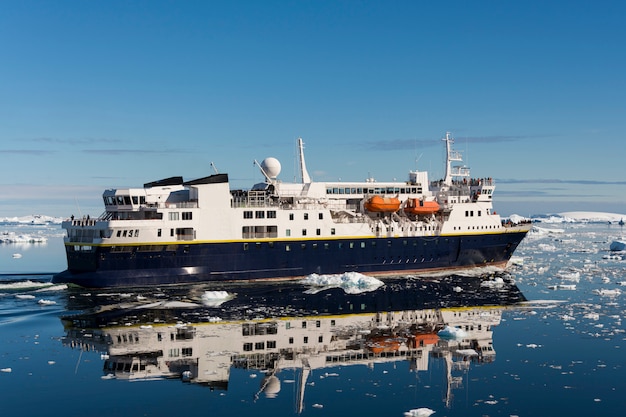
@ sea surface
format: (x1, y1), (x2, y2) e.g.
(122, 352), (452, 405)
(1, 219), (625, 417)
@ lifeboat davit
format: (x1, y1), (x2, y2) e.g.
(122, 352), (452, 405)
(364, 195), (401, 213)
(404, 198), (440, 215)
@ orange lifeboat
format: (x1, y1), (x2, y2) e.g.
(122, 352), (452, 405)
(404, 198), (440, 215)
(365, 337), (403, 353)
(364, 195), (401, 213)
(408, 333), (439, 348)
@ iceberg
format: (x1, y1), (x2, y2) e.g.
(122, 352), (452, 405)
(201, 290), (235, 307)
(437, 325), (467, 340)
(301, 272), (384, 294)
(609, 240), (625, 251)
(404, 408), (435, 417)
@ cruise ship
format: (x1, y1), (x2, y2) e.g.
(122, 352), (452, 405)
(52, 132), (531, 288)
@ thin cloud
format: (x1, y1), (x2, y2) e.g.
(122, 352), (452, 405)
(363, 139), (438, 151)
(0, 149), (55, 155)
(362, 134), (537, 151)
(82, 149), (188, 155)
(29, 137), (119, 146)
(455, 135), (529, 143)
(498, 178), (626, 185)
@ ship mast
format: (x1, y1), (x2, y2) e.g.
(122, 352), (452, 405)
(298, 137), (311, 184)
(442, 132), (470, 187)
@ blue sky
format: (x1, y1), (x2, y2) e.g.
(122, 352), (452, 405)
(1, 0), (625, 218)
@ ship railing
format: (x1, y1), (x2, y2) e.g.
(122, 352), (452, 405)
(163, 201), (198, 209)
(68, 216), (98, 227)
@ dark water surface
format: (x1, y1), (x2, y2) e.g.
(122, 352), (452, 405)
(1, 222), (625, 417)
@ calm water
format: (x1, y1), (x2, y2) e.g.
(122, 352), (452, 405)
(1, 221), (625, 417)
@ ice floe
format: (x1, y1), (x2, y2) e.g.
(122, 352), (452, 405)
(437, 326), (467, 340)
(300, 272), (384, 294)
(201, 290), (235, 307)
(404, 408), (435, 417)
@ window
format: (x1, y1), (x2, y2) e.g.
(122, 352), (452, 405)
(255, 210), (265, 219)
(303, 336), (309, 344)
(318, 335), (323, 343)
(243, 211), (253, 219)
(331, 228), (336, 235)
(316, 228), (321, 236)
(182, 348), (193, 357)
(304, 213), (309, 220)
(267, 210), (277, 218)
(255, 342), (265, 350)
(267, 341), (276, 349)
(318, 213), (323, 220)
(169, 212), (179, 221)
(289, 337), (294, 344)
(157, 229), (162, 237)
(302, 229), (307, 236)
(289, 213), (294, 220)
(182, 212), (192, 220)
(243, 343), (253, 352)
(286, 229), (291, 237)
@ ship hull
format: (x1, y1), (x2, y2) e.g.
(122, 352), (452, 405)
(52, 231), (527, 288)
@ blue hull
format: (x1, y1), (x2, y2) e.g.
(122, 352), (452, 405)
(52, 232), (526, 288)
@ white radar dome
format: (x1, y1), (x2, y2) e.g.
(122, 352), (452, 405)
(261, 375), (281, 398)
(261, 157), (281, 179)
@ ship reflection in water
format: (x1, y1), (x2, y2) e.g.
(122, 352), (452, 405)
(61, 274), (526, 412)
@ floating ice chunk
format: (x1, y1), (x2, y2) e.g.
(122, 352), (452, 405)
(38, 299), (56, 305)
(480, 277), (505, 288)
(1, 368), (12, 373)
(47, 361), (55, 365)
(526, 343), (541, 348)
(455, 349), (479, 357)
(438, 326), (467, 340)
(15, 294), (36, 299)
(537, 243), (557, 252)
(301, 272), (384, 294)
(452, 286), (462, 293)
(584, 313), (600, 320)
(312, 404), (324, 409)
(593, 289), (622, 297)
(556, 270), (580, 281)
(404, 408), (435, 417)
(201, 291), (234, 307)
(558, 284), (576, 290)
